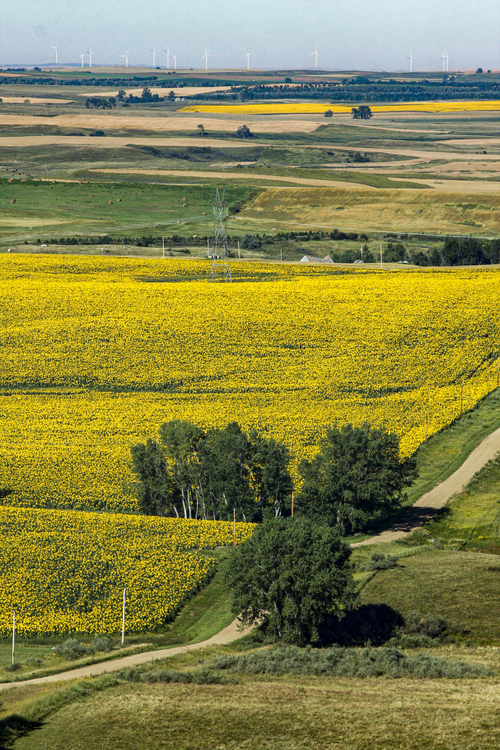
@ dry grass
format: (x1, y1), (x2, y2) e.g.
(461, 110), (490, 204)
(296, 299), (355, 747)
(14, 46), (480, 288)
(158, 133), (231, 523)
(0, 113), (321, 133)
(0, 97), (74, 104)
(239, 186), (500, 234)
(89, 167), (377, 189)
(13, 678), (500, 750)
(77, 86), (233, 98)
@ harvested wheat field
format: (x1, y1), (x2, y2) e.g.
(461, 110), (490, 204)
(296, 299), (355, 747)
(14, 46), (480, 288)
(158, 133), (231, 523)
(90, 167), (377, 189)
(239, 187), (500, 234)
(0, 113), (321, 134)
(0, 135), (256, 149)
(77, 86), (233, 98)
(0, 96), (74, 104)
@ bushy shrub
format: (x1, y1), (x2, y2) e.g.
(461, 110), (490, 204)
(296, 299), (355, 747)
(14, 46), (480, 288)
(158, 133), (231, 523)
(53, 635), (114, 660)
(361, 552), (399, 571)
(209, 645), (493, 679)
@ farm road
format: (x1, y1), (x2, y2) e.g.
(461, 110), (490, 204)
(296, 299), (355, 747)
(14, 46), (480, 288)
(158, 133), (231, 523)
(353, 424), (500, 547)
(0, 620), (251, 692)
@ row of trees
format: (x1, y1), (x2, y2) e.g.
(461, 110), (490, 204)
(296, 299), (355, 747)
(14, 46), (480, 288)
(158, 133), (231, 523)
(132, 421), (417, 535)
(131, 421), (292, 523)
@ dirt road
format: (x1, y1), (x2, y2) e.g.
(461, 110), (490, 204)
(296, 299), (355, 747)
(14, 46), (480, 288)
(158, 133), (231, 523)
(0, 620), (250, 692)
(353, 424), (500, 547)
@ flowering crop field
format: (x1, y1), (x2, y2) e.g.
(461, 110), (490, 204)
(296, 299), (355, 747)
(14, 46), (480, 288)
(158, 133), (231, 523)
(0, 506), (253, 636)
(0, 254), (499, 514)
(180, 100), (500, 116)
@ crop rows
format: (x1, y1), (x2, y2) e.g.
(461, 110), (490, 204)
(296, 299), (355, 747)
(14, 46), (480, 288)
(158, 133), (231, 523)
(181, 100), (500, 115)
(0, 255), (499, 513)
(0, 506), (253, 636)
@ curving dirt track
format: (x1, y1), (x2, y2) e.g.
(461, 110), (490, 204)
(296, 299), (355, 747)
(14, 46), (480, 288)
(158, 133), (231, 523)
(0, 619), (251, 691)
(353, 424), (500, 547)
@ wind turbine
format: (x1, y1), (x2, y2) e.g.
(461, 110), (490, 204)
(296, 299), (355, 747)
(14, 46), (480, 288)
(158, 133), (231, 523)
(87, 47), (93, 68)
(173, 54), (177, 70)
(311, 44), (319, 69)
(51, 45), (59, 64)
(445, 52), (449, 72)
(80, 53), (85, 68)
(202, 47), (210, 70)
(164, 49), (170, 69)
(406, 53), (413, 73)
(121, 50), (129, 68)
(246, 51), (250, 70)
(442, 52), (446, 72)
(150, 47), (156, 67)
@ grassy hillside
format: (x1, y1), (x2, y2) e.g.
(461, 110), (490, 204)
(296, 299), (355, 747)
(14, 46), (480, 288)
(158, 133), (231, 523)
(360, 548), (500, 643)
(239, 186), (500, 235)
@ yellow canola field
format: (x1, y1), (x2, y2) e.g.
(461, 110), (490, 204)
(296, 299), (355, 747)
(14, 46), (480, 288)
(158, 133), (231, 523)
(0, 255), (499, 513)
(180, 100), (500, 116)
(0, 506), (253, 636)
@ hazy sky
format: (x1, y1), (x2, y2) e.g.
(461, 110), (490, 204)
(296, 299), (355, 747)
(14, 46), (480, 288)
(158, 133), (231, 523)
(1, 0), (499, 71)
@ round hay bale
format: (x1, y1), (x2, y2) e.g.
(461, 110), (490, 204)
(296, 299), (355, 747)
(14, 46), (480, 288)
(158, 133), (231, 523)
(108, 200), (113, 204)
(202, 212), (207, 216)
(117, 198), (121, 202)
(89, 194), (93, 198)
(11, 198), (15, 203)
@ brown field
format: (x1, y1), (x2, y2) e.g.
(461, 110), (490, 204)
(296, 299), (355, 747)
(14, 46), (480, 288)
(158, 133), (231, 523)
(238, 186), (500, 234)
(0, 113), (322, 133)
(77, 86), (233, 98)
(0, 96), (74, 104)
(0, 135), (256, 148)
(90, 167), (378, 189)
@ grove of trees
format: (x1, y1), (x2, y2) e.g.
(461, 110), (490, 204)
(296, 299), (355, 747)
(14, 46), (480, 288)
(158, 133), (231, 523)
(131, 420), (293, 522)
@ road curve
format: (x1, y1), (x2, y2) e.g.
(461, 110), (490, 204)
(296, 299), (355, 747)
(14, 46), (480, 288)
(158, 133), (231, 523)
(0, 619), (250, 692)
(353, 424), (500, 547)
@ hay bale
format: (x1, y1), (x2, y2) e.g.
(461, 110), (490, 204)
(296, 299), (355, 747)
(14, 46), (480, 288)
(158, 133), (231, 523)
(108, 200), (113, 204)
(89, 194), (93, 198)
(11, 198), (16, 203)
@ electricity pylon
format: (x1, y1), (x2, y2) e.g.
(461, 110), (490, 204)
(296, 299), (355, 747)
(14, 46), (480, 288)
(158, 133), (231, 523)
(209, 188), (232, 282)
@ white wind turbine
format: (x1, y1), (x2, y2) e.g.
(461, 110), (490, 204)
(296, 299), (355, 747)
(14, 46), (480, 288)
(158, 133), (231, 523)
(202, 47), (210, 70)
(150, 47), (156, 67)
(164, 49), (170, 69)
(51, 45), (59, 64)
(87, 47), (93, 68)
(80, 53), (85, 68)
(311, 44), (319, 69)
(173, 54), (177, 70)
(445, 52), (449, 72)
(442, 52), (446, 72)
(246, 51), (251, 70)
(121, 50), (129, 68)
(406, 53), (413, 73)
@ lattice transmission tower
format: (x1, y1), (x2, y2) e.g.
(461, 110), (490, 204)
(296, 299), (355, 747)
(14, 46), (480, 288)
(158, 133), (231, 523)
(209, 187), (232, 282)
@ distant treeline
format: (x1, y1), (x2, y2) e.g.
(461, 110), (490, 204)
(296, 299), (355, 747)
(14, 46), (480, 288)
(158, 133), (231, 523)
(194, 76), (500, 103)
(414, 237), (500, 266)
(36, 230), (367, 248)
(0, 75), (226, 88)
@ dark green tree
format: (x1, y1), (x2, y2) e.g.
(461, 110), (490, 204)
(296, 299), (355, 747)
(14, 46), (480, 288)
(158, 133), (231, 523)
(297, 424), (417, 534)
(223, 518), (355, 643)
(131, 438), (171, 516)
(351, 105), (372, 119)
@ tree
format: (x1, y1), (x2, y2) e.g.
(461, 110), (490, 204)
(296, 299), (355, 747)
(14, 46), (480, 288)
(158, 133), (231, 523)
(235, 124), (253, 138)
(131, 420), (293, 521)
(240, 233), (261, 250)
(197, 124), (206, 136)
(167, 90), (175, 102)
(223, 518), (356, 643)
(297, 424), (417, 534)
(324, 110), (333, 117)
(351, 105), (372, 119)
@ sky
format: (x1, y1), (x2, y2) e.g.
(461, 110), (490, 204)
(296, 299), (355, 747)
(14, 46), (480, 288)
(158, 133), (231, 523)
(0, 0), (499, 72)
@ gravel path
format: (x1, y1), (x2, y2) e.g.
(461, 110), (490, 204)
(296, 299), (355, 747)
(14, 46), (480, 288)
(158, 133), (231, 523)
(0, 619), (250, 691)
(353, 424), (500, 547)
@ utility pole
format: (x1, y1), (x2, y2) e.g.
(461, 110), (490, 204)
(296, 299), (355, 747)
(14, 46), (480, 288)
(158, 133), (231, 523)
(121, 589), (126, 647)
(162, 236), (165, 260)
(380, 242), (383, 270)
(238, 240), (240, 259)
(12, 610), (15, 666)
(209, 188), (232, 282)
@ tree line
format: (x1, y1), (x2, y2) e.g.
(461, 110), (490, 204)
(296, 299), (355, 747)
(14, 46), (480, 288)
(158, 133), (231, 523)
(132, 420), (416, 535)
